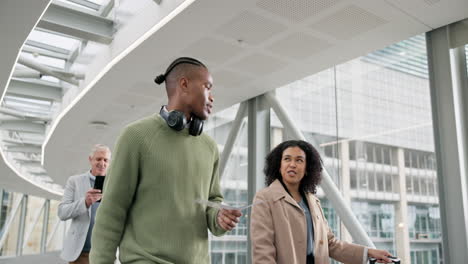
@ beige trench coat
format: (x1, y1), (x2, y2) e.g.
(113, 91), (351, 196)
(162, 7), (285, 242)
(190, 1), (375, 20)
(250, 180), (365, 264)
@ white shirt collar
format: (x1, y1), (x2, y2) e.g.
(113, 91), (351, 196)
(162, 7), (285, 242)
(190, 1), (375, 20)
(88, 171), (96, 181)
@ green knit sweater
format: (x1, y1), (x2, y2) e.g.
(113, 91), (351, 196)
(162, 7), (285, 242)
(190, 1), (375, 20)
(90, 114), (226, 264)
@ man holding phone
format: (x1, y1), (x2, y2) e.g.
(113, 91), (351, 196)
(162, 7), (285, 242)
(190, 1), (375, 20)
(58, 144), (111, 264)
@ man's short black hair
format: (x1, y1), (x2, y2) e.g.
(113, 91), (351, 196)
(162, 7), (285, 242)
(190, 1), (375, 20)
(154, 57), (206, 85)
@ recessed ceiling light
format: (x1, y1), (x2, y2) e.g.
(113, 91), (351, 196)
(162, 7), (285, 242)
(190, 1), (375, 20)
(89, 121), (109, 129)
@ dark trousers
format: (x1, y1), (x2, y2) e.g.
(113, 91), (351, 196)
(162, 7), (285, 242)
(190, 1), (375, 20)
(70, 252), (89, 264)
(307, 254), (315, 264)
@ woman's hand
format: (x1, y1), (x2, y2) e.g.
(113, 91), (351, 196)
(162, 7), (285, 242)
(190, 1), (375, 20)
(368, 248), (393, 263)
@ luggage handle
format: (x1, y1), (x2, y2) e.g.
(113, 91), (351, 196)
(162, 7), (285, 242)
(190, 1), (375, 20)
(369, 256), (401, 264)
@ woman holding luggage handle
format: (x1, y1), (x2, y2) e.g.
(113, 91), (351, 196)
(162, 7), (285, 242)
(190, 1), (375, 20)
(250, 140), (395, 264)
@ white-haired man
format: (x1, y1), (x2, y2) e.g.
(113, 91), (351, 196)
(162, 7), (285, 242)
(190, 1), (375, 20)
(58, 144), (111, 264)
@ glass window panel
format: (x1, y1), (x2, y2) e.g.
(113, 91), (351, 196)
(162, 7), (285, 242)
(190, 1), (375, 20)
(0, 192), (23, 257)
(368, 171), (376, 191)
(376, 174), (384, 192)
(413, 177), (420, 195)
(22, 196), (46, 255)
(0, 190), (10, 234)
(406, 176), (413, 194)
(212, 253), (222, 264)
(206, 104), (248, 263)
(431, 249), (438, 263)
(331, 34), (439, 259)
(205, 33), (443, 262)
(226, 253), (236, 264)
(350, 170), (357, 189)
(46, 200), (63, 251)
(384, 173), (392, 193)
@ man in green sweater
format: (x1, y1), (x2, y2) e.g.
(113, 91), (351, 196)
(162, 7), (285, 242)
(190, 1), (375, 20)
(90, 57), (242, 264)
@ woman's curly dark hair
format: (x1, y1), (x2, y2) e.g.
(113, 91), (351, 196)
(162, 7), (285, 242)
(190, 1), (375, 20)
(264, 140), (323, 194)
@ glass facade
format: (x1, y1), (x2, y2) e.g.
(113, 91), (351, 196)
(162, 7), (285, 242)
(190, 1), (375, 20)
(205, 34), (443, 263)
(0, 190), (64, 257)
(206, 105), (249, 264)
(274, 34), (440, 262)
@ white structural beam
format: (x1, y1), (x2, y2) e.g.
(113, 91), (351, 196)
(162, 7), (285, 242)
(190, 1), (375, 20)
(395, 148), (411, 263)
(0, 120), (45, 134)
(16, 195), (28, 255)
(219, 101), (248, 179)
(264, 91), (375, 248)
(12, 69), (42, 79)
(40, 200), (50, 253)
(37, 2), (114, 44)
(25, 40), (70, 57)
(22, 45), (69, 60)
(426, 23), (468, 263)
(12, 68), (84, 81)
(247, 96), (271, 264)
(68, 0), (100, 11)
(0, 107), (51, 122)
(17, 55), (79, 85)
(99, 0), (114, 17)
(8, 78), (62, 102)
(15, 159), (42, 165)
(5, 146), (42, 154)
(30, 172), (48, 176)
(4, 139), (42, 146)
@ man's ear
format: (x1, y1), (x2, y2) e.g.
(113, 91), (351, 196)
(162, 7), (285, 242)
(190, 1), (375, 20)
(179, 77), (190, 94)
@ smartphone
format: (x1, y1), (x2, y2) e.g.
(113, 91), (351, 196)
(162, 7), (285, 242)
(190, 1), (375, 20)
(94, 176), (105, 192)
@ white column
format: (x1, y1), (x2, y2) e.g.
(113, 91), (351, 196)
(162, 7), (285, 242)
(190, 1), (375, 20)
(339, 141), (352, 242)
(395, 148), (410, 263)
(427, 26), (468, 263)
(247, 95), (270, 264)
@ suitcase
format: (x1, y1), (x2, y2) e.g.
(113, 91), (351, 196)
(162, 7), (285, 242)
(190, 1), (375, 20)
(369, 256), (401, 264)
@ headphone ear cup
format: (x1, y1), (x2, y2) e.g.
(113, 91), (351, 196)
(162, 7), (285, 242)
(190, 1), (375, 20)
(167, 111), (186, 131)
(189, 117), (204, 136)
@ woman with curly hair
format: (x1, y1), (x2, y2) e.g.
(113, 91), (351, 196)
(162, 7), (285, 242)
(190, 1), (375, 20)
(250, 140), (392, 264)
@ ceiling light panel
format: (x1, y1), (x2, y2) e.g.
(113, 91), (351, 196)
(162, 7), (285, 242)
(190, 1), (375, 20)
(228, 53), (286, 76)
(266, 32), (331, 59)
(256, 0), (342, 22)
(309, 5), (388, 40)
(181, 37), (244, 64)
(212, 69), (253, 88)
(215, 11), (287, 45)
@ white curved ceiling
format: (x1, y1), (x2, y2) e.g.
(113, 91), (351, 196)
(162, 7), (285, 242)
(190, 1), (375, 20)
(2, 0), (468, 193)
(0, 0), (60, 199)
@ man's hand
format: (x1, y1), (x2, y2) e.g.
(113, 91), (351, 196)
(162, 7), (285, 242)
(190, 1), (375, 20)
(85, 189), (102, 208)
(368, 248), (393, 263)
(217, 208), (242, 231)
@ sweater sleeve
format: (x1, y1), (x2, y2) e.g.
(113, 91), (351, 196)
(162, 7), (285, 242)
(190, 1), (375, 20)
(90, 127), (141, 264)
(206, 146), (227, 236)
